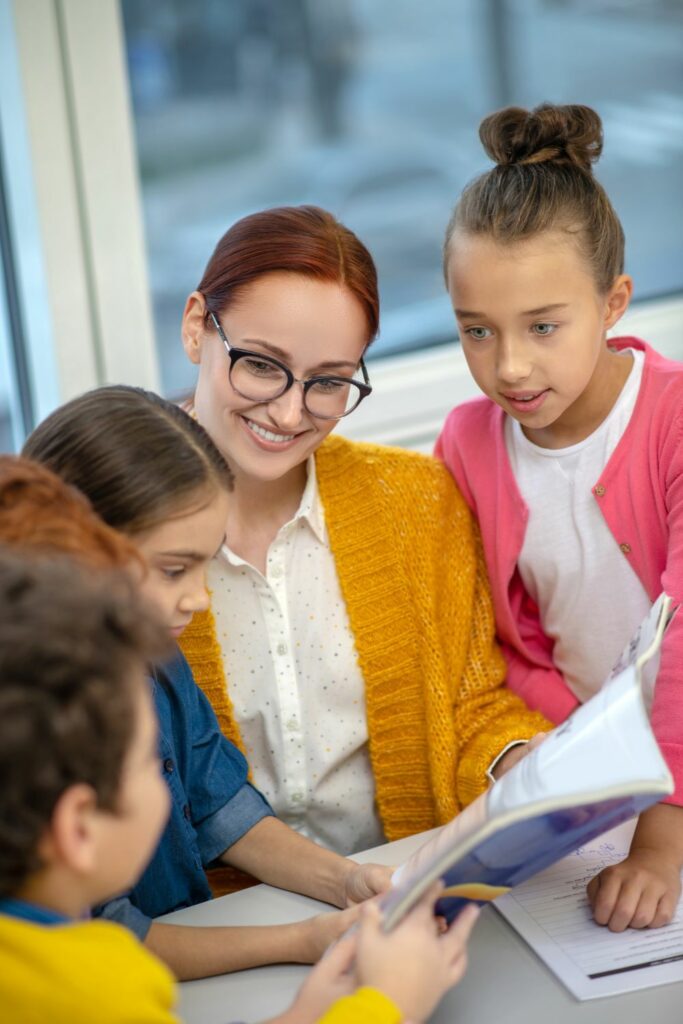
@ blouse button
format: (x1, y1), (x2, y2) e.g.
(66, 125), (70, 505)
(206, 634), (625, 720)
(594, 484), (606, 497)
(163, 758), (174, 773)
(619, 542), (632, 554)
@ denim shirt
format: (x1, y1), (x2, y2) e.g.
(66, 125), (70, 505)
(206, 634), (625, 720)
(0, 898), (69, 925)
(95, 650), (273, 939)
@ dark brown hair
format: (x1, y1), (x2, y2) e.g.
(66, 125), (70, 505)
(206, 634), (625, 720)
(0, 551), (170, 896)
(444, 103), (625, 293)
(0, 456), (140, 569)
(197, 205), (380, 345)
(23, 385), (233, 536)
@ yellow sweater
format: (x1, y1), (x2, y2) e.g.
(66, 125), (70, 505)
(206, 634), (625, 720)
(321, 987), (402, 1023)
(0, 914), (400, 1023)
(180, 436), (549, 839)
(0, 916), (178, 1024)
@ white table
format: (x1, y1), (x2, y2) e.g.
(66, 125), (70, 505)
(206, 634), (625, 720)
(159, 831), (683, 1023)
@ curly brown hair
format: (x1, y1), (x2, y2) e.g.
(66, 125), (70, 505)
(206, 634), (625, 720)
(0, 456), (140, 569)
(0, 551), (170, 897)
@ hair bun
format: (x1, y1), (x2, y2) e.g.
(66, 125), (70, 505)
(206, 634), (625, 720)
(479, 103), (603, 172)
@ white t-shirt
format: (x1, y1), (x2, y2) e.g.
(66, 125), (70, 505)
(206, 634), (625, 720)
(207, 459), (385, 855)
(505, 349), (650, 701)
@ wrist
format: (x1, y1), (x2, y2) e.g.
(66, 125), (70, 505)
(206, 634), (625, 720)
(333, 857), (355, 908)
(311, 850), (353, 908)
(285, 918), (319, 964)
(628, 842), (683, 871)
(284, 839), (352, 909)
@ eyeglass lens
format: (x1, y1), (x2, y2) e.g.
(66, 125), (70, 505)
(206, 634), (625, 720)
(231, 354), (363, 418)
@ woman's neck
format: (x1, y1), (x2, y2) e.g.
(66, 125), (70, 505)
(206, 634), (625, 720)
(226, 460), (309, 570)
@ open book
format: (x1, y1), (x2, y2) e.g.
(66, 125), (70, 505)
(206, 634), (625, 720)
(382, 594), (678, 929)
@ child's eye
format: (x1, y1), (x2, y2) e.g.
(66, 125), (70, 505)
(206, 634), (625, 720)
(161, 567), (186, 581)
(532, 322), (557, 337)
(464, 326), (493, 341)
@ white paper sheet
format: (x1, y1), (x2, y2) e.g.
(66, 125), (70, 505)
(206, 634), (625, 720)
(494, 819), (683, 1000)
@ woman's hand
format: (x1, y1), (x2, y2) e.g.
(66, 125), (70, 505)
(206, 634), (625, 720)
(491, 732), (548, 780)
(343, 861), (394, 906)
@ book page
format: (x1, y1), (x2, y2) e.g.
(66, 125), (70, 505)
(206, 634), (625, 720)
(495, 820), (683, 1000)
(607, 592), (677, 711)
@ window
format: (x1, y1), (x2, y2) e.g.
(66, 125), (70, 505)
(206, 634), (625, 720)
(121, 0), (683, 398)
(3, 0), (682, 451)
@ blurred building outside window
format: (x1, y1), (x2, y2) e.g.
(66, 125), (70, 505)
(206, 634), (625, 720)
(121, 0), (683, 397)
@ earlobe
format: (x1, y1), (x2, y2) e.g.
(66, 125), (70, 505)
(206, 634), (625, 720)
(182, 291), (209, 366)
(604, 274), (633, 331)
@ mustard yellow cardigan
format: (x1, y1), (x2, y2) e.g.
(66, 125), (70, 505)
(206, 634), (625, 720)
(180, 435), (549, 840)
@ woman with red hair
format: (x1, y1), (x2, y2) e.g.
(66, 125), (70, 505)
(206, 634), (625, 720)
(178, 205), (550, 857)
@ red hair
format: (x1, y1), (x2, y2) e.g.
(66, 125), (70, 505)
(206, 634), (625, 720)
(197, 205), (380, 345)
(0, 456), (139, 570)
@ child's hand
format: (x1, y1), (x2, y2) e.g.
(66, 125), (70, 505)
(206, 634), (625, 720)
(587, 847), (681, 931)
(343, 862), (394, 906)
(355, 882), (480, 1023)
(301, 904), (361, 963)
(275, 932), (358, 1024)
(587, 803), (683, 932)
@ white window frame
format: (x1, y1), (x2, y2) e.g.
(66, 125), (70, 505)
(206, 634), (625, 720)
(6, 0), (683, 449)
(7, 0), (159, 408)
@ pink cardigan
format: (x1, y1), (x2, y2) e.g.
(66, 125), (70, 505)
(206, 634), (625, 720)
(436, 338), (683, 804)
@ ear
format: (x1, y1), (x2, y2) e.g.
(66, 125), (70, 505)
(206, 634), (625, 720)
(38, 784), (100, 876)
(603, 274), (633, 332)
(182, 291), (210, 366)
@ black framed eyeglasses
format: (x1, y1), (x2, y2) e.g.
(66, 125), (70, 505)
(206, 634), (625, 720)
(209, 312), (372, 420)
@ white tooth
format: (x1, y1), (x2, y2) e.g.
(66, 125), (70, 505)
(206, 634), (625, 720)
(248, 420), (295, 443)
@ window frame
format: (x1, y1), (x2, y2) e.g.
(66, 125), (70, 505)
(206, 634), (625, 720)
(5, 0), (683, 450)
(7, 0), (159, 417)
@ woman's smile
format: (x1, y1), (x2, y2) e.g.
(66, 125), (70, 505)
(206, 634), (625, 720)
(241, 415), (306, 451)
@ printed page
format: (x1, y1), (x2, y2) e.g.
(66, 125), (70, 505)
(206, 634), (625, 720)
(607, 592), (676, 711)
(495, 820), (683, 1000)
(608, 592), (674, 681)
